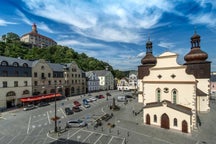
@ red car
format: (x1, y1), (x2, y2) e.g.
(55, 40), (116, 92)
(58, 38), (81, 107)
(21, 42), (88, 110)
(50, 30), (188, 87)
(74, 101), (81, 106)
(99, 95), (105, 99)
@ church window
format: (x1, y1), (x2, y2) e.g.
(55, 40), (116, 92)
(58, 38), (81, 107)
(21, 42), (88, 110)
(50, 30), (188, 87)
(174, 118), (178, 126)
(172, 90), (177, 104)
(154, 115), (157, 122)
(156, 89), (161, 102)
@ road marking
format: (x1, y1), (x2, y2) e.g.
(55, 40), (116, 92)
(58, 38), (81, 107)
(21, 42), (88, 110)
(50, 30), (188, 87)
(60, 108), (66, 118)
(32, 125), (36, 128)
(68, 128), (83, 139)
(82, 131), (93, 143)
(37, 128), (44, 137)
(47, 111), (51, 124)
(27, 115), (31, 134)
(94, 134), (103, 144)
(107, 136), (114, 144)
(43, 113), (46, 116)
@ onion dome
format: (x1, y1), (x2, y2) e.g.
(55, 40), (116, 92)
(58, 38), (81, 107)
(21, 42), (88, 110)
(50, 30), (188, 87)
(184, 31), (208, 62)
(141, 37), (157, 65)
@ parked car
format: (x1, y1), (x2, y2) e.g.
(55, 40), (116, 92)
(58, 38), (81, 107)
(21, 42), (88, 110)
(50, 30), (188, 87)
(83, 104), (90, 108)
(23, 104), (36, 111)
(117, 96), (127, 102)
(96, 95), (105, 99)
(66, 119), (87, 128)
(89, 97), (97, 101)
(37, 102), (50, 107)
(100, 113), (113, 121)
(94, 119), (102, 128)
(86, 98), (93, 103)
(125, 95), (133, 99)
(72, 106), (82, 112)
(73, 101), (81, 106)
(65, 107), (74, 115)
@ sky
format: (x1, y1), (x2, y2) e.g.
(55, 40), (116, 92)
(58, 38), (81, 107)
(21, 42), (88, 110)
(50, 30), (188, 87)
(0, 0), (216, 71)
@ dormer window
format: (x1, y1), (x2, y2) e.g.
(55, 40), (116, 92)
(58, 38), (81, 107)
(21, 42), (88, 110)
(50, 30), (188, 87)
(1, 61), (8, 66)
(13, 62), (19, 67)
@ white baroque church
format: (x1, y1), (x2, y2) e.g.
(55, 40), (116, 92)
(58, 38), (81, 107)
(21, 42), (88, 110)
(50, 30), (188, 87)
(138, 32), (211, 133)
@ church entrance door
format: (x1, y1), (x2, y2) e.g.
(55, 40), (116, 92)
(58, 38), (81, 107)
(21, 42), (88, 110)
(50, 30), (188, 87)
(161, 113), (169, 129)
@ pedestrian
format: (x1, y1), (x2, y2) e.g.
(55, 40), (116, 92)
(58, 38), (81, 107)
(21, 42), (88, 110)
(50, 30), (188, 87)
(132, 110), (135, 115)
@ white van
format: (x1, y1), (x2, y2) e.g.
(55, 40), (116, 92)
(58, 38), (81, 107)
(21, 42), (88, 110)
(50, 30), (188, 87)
(117, 96), (127, 102)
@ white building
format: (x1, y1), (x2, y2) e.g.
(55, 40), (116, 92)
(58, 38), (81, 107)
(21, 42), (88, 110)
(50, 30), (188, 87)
(85, 71), (100, 92)
(139, 32), (211, 133)
(117, 77), (129, 91)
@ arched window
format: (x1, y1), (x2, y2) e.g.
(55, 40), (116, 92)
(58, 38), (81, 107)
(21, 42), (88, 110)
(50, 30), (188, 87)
(154, 115), (157, 122)
(6, 91), (16, 97)
(1, 61), (8, 66)
(172, 89), (177, 104)
(23, 90), (30, 95)
(13, 62), (19, 67)
(174, 118), (178, 126)
(23, 63), (28, 67)
(156, 88), (161, 102)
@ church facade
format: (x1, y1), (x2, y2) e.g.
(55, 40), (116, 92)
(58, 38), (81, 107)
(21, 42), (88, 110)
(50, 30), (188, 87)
(138, 32), (211, 133)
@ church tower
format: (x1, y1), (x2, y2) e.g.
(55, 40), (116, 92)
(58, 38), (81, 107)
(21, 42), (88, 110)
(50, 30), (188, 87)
(137, 37), (157, 103)
(184, 31), (211, 112)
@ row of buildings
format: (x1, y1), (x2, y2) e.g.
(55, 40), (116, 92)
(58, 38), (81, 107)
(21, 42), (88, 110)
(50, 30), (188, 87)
(137, 32), (211, 133)
(0, 56), (114, 110)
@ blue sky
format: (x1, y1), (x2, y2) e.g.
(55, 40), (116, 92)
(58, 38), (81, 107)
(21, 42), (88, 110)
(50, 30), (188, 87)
(0, 0), (216, 71)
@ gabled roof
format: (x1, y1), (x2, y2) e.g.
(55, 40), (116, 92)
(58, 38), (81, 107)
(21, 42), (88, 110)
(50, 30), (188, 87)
(144, 100), (192, 115)
(93, 70), (111, 77)
(48, 63), (64, 71)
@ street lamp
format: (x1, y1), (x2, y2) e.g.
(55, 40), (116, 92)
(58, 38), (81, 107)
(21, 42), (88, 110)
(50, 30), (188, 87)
(54, 81), (58, 132)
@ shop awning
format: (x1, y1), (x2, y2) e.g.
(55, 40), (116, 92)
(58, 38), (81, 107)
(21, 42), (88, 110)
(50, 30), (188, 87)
(20, 93), (62, 102)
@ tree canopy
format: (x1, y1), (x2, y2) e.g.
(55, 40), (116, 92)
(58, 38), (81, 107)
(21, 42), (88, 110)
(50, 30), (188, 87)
(0, 32), (127, 78)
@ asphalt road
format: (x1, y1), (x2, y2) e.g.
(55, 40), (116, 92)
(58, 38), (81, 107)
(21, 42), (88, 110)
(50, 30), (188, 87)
(1, 91), (216, 144)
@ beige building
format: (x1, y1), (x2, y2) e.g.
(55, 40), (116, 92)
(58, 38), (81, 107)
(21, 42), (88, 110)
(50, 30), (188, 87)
(0, 56), (32, 109)
(20, 23), (57, 48)
(64, 61), (86, 96)
(139, 32), (211, 133)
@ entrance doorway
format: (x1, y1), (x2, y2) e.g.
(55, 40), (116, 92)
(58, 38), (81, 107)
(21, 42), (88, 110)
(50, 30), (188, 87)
(182, 120), (188, 133)
(146, 114), (150, 125)
(161, 113), (169, 129)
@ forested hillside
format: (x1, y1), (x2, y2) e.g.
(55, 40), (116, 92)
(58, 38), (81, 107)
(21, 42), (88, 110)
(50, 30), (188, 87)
(0, 32), (126, 78)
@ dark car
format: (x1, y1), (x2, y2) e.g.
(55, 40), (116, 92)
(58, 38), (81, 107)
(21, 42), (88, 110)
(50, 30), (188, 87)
(94, 119), (102, 128)
(38, 102), (50, 107)
(65, 107), (74, 115)
(125, 95), (133, 99)
(74, 101), (81, 106)
(101, 113), (113, 121)
(72, 106), (82, 112)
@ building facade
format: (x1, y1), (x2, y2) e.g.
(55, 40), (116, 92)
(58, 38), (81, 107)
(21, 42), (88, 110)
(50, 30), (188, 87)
(85, 71), (100, 92)
(94, 69), (114, 91)
(139, 32), (211, 133)
(0, 56), (32, 110)
(20, 23), (57, 48)
(117, 77), (129, 91)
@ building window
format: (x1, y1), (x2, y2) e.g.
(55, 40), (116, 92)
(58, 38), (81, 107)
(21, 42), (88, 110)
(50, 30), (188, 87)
(34, 72), (37, 77)
(15, 71), (19, 77)
(24, 71), (28, 77)
(14, 81), (18, 87)
(156, 89), (161, 102)
(2, 70), (8, 76)
(24, 81), (28, 86)
(23, 63), (28, 67)
(13, 62), (19, 67)
(1, 61), (8, 66)
(172, 90), (177, 104)
(48, 81), (51, 85)
(48, 73), (51, 78)
(174, 118), (178, 126)
(34, 81), (38, 86)
(3, 81), (7, 88)
(23, 90), (30, 95)
(154, 115), (157, 122)
(41, 65), (44, 69)
(6, 91), (15, 96)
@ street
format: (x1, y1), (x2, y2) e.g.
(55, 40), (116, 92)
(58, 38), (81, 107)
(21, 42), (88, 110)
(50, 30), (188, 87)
(0, 91), (216, 144)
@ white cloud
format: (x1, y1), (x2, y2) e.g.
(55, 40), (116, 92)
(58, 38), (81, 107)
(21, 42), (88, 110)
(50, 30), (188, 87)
(0, 19), (16, 26)
(188, 13), (216, 27)
(158, 42), (175, 49)
(136, 52), (146, 58)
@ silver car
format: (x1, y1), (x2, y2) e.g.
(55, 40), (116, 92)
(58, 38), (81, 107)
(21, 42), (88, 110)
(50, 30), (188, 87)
(66, 119), (87, 128)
